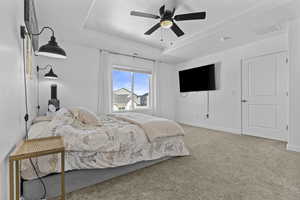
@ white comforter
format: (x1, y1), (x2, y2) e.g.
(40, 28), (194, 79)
(21, 109), (189, 180)
(111, 113), (185, 142)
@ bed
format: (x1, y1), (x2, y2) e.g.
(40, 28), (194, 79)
(21, 108), (189, 199)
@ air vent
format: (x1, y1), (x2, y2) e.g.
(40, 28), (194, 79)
(254, 24), (283, 36)
(220, 36), (232, 42)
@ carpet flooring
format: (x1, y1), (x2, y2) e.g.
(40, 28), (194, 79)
(54, 125), (300, 200)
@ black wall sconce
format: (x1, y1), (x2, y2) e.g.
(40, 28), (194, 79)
(21, 25), (67, 59)
(37, 64), (59, 114)
(37, 64), (58, 80)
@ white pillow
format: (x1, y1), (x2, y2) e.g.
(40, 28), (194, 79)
(70, 107), (103, 127)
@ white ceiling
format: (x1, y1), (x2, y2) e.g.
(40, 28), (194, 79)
(36, 0), (300, 64)
(84, 0), (264, 49)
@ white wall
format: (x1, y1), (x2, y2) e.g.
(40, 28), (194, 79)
(0, 0), (37, 199)
(155, 62), (176, 120)
(175, 34), (288, 134)
(37, 42), (100, 114)
(37, 42), (176, 119)
(0, 164), (1, 200)
(288, 19), (300, 152)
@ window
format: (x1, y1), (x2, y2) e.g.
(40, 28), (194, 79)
(112, 68), (152, 112)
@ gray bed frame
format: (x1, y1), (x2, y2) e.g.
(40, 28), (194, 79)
(22, 157), (170, 200)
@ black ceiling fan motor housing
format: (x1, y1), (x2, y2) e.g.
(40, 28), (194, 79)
(161, 10), (173, 22)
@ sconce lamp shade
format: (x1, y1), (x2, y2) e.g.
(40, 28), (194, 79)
(37, 36), (67, 59)
(44, 68), (58, 80)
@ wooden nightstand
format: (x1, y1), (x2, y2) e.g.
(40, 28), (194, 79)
(9, 136), (65, 200)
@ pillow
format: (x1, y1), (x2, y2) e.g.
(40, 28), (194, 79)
(52, 108), (74, 125)
(28, 121), (52, 139)
(70, 108), (103, 127)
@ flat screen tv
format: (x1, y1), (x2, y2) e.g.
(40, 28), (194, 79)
(179, 64), (216, 92)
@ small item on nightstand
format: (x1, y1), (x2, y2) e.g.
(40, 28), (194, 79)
(48, 84), (60, 113)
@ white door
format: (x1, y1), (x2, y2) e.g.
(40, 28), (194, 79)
(242, 52), (289, 141)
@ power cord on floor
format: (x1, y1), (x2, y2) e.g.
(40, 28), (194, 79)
(29, 158), (47, 199)
(21, 27), (47, 199)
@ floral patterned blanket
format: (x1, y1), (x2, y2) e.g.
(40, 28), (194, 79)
(21, 109), (189, 180)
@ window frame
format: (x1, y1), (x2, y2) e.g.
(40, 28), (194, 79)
(111, 65), (153, 113)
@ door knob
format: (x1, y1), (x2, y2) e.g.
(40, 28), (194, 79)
(241, 100), (248, 103)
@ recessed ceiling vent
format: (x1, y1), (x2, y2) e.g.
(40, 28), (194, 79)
(254, 24), (283, 36)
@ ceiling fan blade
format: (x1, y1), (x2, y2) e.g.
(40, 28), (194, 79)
(171, 23), (184, 37)
(144, 23), (161, 35)
(130, 11), (160, 19)
(159, 5), (165, 16)
(174, 12), (206, 21)
(171, 8), (176, 17)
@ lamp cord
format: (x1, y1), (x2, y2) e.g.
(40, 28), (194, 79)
(22, 35), (47, 200)
(22, 37), (29, 140)
(37, 66), (40, 115)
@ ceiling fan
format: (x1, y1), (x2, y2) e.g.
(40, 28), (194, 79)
(130, 5), (206, 37)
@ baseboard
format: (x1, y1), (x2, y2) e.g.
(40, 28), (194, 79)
(287, 144), (300, 152)
(242, 131), (287, 142)
(178, 120), (241, 135)
(200, 124), (241, 135)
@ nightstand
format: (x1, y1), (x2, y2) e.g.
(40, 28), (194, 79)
(9, 136), (65, 200)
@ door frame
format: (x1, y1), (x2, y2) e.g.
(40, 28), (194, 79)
(240, 51), (289, 141)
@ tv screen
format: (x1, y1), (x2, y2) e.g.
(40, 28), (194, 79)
(179, 64), (216, 92)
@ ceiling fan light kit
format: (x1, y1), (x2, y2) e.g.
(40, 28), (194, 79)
(130, 5), (206, 37)
(160, 20), (173, 29)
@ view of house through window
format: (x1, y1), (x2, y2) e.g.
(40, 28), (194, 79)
(112, 68), (151, 111)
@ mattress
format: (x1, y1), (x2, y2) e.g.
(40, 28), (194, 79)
(21, 109), (189, 180)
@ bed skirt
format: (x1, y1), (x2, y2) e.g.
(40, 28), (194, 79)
(22, 157), (171, 200)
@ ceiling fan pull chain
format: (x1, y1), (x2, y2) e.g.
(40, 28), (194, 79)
(160, 28), (164, 42)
